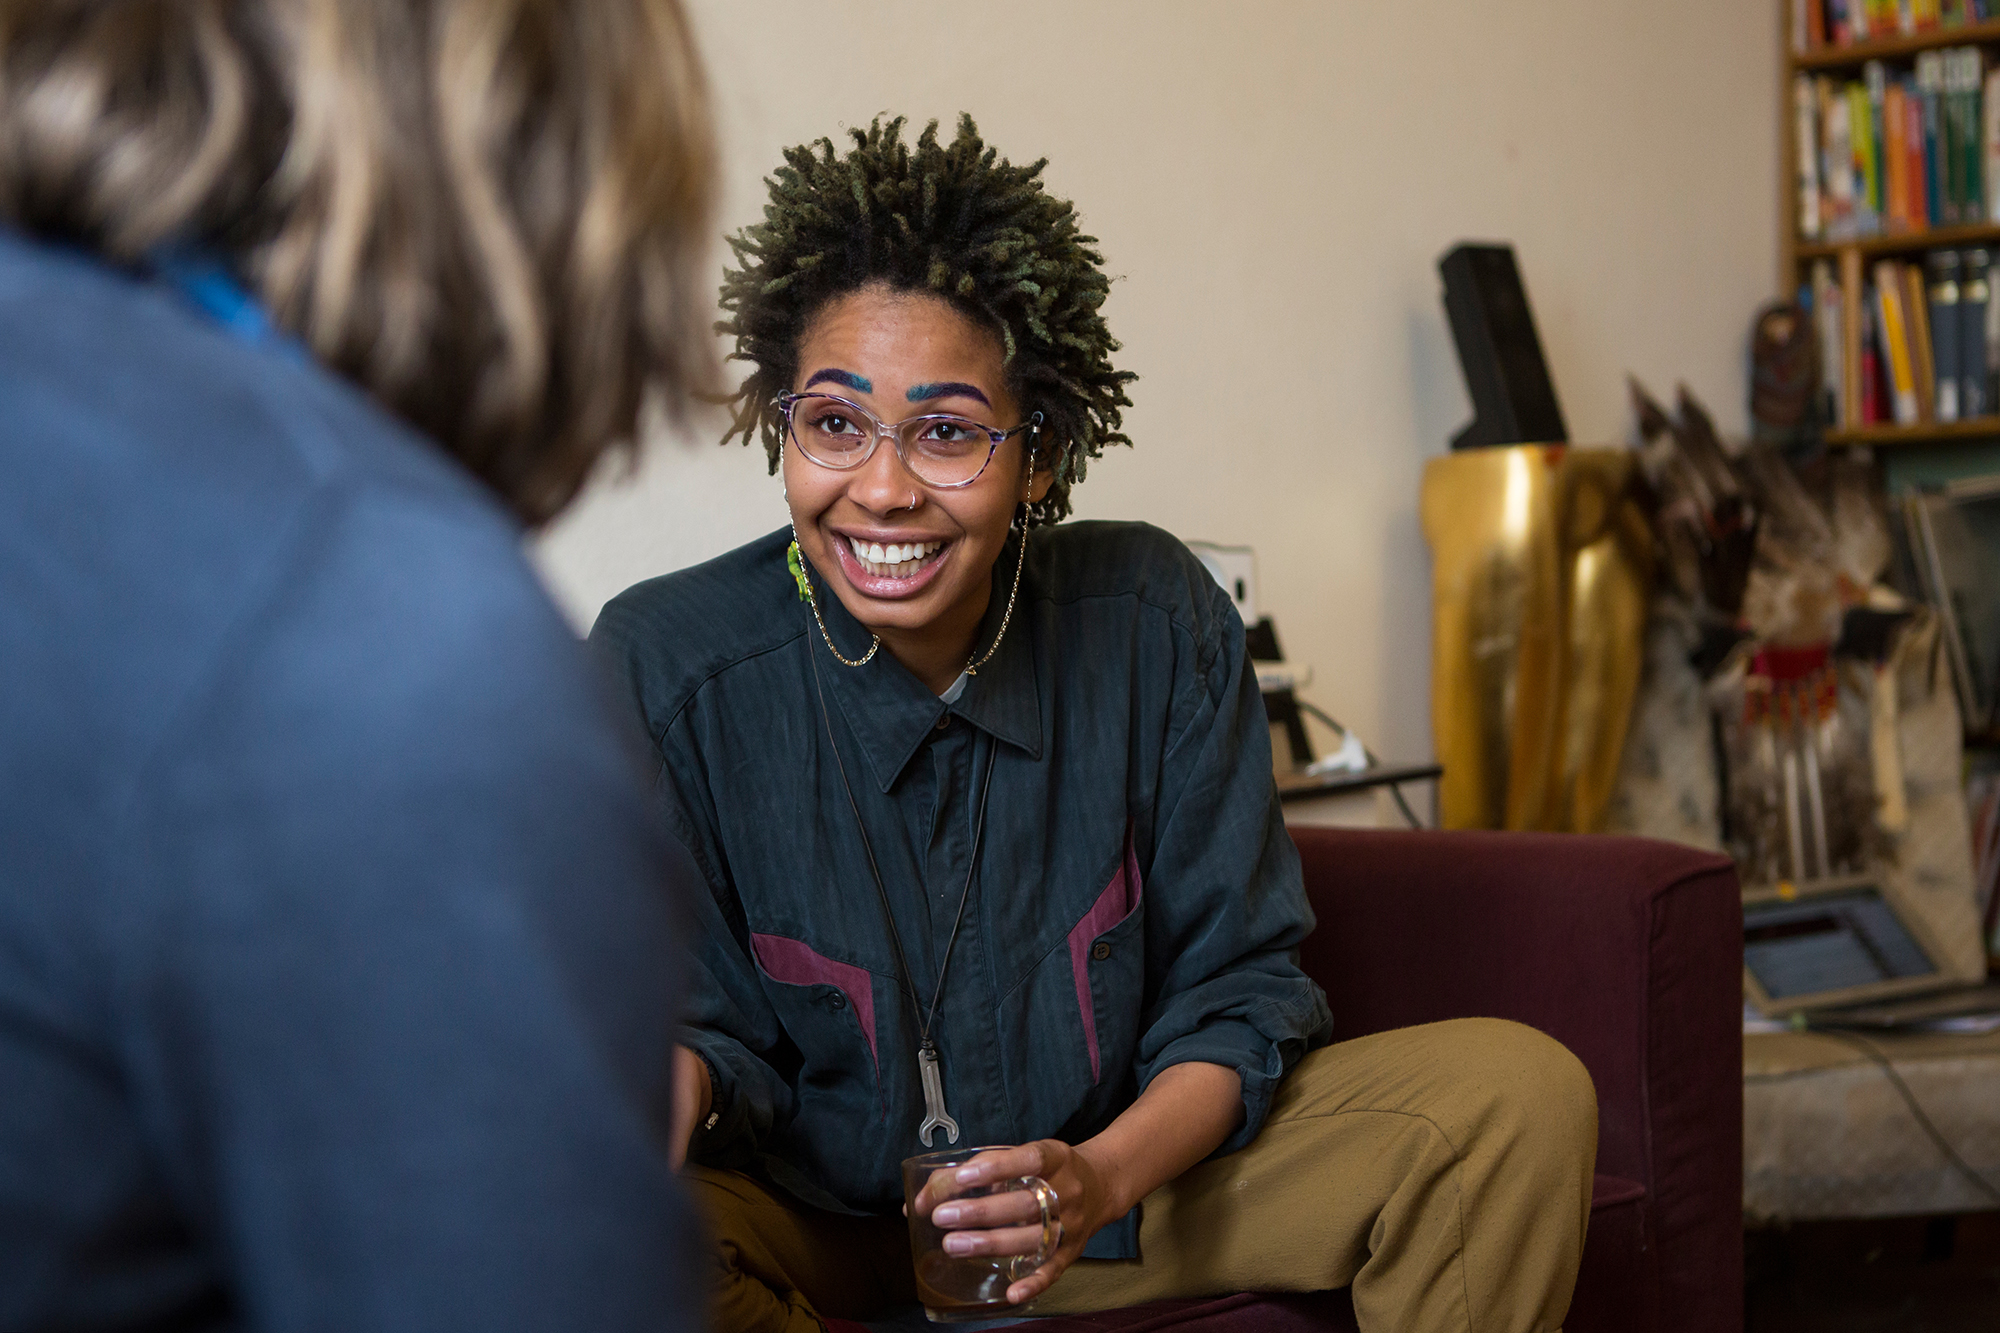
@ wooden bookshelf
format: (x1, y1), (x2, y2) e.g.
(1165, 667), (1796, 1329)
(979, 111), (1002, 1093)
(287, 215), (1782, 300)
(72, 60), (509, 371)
(1794, 18), (2000, 70)
(1796, 220), (2000, 260)
(1824, 415), (2000, 445)
(1783, 7), (2000, 444)
(1785, 12), (2000, 820)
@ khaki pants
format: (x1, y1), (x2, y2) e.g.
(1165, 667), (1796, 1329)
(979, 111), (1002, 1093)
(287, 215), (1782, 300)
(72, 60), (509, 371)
(690, 1018), (1598, 1333)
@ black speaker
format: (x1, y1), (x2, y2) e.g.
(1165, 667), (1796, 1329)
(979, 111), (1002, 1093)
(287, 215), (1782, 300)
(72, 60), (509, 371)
(1439, 242), (1568, 450)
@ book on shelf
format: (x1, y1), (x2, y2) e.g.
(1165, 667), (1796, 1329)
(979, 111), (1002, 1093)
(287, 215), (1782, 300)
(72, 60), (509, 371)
(1924, 51), (1946, 222)
(1986, 63), (2000, 215)
(1954, 47), (1985, 220)
(1876, 261), (1924, 421)
(1966, 246), (1994, 414)
(1869, 60), (1890, 216)
(1887, 77), (1912, 227)
(1851, 77), (1882, 231)
(1906, 260), (1941, 414)
(1825, 79), (1858, 229)
(1945, 49), (1967, 221)
(1864, 286), (1885, 421)
(1799, 74), (1824, 239)
(1795, 0), (1996, 52)
(1802, 245), (2000, 428)
(1796, 46), (2000, 240)
(1813, 259), (1848, 423)
(1929, 248), (1964, 419)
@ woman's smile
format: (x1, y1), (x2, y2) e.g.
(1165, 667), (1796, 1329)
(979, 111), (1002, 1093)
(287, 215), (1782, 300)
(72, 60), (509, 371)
(832, 529), (953, 597)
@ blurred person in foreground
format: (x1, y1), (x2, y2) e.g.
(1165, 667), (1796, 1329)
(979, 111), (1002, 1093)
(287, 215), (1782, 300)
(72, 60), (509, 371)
(0, 3), (716, 1330)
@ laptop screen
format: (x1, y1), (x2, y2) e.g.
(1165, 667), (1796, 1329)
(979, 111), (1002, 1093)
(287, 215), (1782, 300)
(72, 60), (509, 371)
(1743, 886), (1938, 1000)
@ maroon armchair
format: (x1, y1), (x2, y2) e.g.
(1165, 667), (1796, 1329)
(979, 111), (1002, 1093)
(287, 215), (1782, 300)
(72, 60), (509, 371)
(1026, 827), (1744, 1333)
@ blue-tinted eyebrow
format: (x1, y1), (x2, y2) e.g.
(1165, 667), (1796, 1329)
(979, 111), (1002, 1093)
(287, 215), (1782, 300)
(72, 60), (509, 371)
(907, 381), (991, 406)
(804, 368), (872, 393)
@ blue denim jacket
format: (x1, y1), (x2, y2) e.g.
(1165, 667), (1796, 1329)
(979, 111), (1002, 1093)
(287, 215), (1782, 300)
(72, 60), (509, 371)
(591, 522), (1332, 1257)
(2, 233), (702, 1330)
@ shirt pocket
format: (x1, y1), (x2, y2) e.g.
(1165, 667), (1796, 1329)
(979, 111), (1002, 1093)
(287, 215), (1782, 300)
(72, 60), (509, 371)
(750, 933), (882, 1107)
(1064, 829), (1144, 1086)
(996, 827), (1146, 1138)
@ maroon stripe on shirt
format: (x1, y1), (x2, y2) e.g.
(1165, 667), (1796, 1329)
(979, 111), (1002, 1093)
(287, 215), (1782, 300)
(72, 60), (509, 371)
(1067, 826), (1143, 1083)
(751, 933), (879, 1073)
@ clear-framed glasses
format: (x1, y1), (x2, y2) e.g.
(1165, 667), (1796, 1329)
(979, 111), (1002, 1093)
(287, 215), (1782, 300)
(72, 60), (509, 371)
(775, 392), (1041, 489)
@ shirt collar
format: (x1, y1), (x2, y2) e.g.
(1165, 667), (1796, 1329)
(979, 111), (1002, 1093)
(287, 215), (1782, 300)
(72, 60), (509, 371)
(816, 535), (1043, 792)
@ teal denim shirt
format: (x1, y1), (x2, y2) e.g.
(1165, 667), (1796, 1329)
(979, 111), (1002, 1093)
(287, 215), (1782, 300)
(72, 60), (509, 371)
(590, 522), (1332, 1258)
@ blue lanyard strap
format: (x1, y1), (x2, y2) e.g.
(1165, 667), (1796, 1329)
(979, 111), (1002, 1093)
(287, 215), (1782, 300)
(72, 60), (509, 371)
(147, 249), (303, 359)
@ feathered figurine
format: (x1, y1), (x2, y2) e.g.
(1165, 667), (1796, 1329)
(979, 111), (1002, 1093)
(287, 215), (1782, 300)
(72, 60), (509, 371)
(1623, 378), (1896, 886)
(1629, 378), (1758, 633)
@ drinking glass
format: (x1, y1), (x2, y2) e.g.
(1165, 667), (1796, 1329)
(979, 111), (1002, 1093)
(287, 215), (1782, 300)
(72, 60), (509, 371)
(901, 1146), (1060, 1323)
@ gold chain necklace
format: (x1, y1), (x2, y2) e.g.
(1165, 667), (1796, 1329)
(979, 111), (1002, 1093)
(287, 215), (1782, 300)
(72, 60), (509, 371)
(791, 529), (882, 666)
(963, 519), (1026, 677)
(789, 515), (1028, 675)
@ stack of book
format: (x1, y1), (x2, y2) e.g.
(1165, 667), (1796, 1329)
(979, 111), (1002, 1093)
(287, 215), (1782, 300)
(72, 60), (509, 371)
(1794, 50), (2000, 240)
(1805, 248), (1995, 426)
(1795, 0), (1997, 51)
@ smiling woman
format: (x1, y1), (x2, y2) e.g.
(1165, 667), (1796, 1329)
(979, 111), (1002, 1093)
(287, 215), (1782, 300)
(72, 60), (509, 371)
(780, 285), (1049, 692)
(588, 117), (1599, 1333)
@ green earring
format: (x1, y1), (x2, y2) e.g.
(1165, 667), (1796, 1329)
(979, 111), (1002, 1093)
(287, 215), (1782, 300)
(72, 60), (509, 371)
(786, 540), (811, 602)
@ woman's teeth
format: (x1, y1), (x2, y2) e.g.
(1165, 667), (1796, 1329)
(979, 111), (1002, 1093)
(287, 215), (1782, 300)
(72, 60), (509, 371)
(848, 536), (943, 578)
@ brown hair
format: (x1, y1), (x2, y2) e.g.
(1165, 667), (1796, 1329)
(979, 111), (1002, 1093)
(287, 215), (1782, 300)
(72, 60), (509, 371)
(0, 0), (716, 525)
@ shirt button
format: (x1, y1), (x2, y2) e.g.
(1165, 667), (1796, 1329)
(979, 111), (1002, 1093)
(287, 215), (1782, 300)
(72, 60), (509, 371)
(1091, 941), (1112, 962)
(827, 991), (848, 1010)
(935, 713), (950, 731)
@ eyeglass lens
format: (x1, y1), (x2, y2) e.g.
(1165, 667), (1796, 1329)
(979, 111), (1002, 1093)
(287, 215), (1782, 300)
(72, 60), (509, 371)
(787, 395), (997, 487)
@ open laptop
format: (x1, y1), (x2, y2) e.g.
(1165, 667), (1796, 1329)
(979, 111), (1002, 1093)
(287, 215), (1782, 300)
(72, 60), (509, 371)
(1742, 874), (1965, 1020)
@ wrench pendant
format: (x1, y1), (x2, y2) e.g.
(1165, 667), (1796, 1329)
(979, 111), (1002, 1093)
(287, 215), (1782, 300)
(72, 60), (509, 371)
(916, 1043), (960, 1146)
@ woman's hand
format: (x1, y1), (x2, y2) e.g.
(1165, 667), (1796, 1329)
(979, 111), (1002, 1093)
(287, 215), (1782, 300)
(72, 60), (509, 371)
(910, 1062), (1245, 1305)
(668, 1044), (711, 1170)
(911, 1139), (1120, 1306)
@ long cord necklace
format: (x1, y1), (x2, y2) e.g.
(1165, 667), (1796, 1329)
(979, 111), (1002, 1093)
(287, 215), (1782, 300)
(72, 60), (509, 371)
(806, 633), (998, 1147)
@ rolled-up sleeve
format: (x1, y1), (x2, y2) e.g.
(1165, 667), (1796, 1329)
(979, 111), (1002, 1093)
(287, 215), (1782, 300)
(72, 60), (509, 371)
(1133, 581), (1333, 1155)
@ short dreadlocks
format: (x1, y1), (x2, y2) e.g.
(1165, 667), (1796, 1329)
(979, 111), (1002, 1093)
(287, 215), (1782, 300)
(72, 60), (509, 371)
(717, 115), (1134, 525)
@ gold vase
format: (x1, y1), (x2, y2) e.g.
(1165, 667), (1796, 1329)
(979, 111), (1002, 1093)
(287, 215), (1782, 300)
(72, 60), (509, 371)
(1420, 445), (1653, 832)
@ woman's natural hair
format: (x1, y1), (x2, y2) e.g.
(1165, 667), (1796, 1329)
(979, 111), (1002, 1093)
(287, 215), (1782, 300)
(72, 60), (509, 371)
(717, 115), (1134, 525)
(0, 0), (716, 525)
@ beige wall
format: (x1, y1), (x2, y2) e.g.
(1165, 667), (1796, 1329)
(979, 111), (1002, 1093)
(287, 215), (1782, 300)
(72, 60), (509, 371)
(535, 0), (1779, 768)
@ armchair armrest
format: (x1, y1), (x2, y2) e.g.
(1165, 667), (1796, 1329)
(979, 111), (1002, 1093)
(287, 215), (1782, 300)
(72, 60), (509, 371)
(1286, 826), (1741, 1331)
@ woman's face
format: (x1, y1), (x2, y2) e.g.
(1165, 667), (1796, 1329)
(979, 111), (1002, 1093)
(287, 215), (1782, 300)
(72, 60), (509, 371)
(783, 286), (1051, 660)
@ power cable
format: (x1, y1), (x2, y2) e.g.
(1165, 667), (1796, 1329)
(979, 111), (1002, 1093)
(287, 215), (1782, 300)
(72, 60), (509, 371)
(1811, 1026), (2000, 1209)
(1294, 699), (1428, 830)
